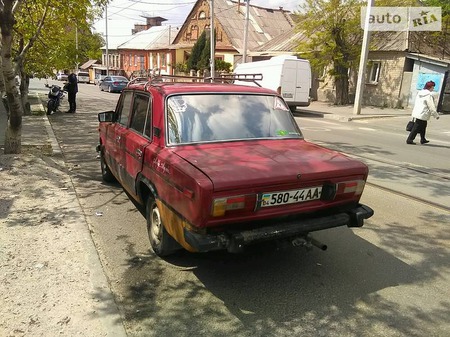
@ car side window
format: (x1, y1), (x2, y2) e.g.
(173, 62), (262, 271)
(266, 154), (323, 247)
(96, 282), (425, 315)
(116, 91), (133, 126)
(104, 76), (110, 81)
(130, 94), (151, 137)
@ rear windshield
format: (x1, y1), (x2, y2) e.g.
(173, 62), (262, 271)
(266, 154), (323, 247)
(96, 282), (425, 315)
(78, 72), (89, 77)
(166, 94), (302, 145)
(112, 76), (128, 81)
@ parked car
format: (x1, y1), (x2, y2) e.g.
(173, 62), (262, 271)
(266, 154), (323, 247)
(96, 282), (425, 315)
(56, 72), (68, 81)
(97, 75), (374, 257)
(99, 75), (129, 93)
(76, 71), (90, 84)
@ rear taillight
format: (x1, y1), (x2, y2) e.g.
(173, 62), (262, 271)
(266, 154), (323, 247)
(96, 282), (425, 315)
(337, 180), (366, 196)
(211, 195), (254, 217)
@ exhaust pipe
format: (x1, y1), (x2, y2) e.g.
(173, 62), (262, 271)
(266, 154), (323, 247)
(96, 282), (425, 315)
(310, 237), (327, 251)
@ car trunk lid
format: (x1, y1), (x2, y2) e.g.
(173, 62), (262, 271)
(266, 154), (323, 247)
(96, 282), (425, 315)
(172, 139), (368, 192)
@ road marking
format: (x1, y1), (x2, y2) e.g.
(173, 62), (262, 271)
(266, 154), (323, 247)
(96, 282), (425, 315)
(358, 127), (376, 131)
(301, 127), (331, 131)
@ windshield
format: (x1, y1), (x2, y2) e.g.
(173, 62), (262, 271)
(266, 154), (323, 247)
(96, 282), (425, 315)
(166, 94), (303, 145)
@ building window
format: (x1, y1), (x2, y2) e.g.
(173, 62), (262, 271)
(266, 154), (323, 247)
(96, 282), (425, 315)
(367, 61), (381, 84)
(129, 54), (132, 66)
(199, 11), (206, 19)
(191, 25), (199, 40)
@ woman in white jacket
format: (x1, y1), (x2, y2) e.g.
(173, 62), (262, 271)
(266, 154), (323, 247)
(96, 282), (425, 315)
(407, 81), (440, 145)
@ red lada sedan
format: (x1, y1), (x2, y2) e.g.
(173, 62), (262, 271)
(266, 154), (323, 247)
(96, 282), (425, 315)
(97, 76), (373, 256)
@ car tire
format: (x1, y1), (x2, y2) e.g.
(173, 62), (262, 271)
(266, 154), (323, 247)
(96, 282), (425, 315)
(46, 101), (54, 115)
(146, 198), (180, 257)
(100, 151), (116, 183)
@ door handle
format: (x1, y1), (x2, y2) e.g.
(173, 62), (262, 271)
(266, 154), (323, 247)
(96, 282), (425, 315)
(136, 149), (143, 158)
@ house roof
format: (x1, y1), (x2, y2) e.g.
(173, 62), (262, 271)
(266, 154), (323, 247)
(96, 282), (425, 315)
(117, 25), (180, 50)
(215, 0), (295, 51)
(80, 59), (100, 69)
(173, 0), (295, 52)
(249, 28), (309, 56)
(407, 53), (450, 67)
(370, 31), (409, 51)
(370, 31), (450, 60)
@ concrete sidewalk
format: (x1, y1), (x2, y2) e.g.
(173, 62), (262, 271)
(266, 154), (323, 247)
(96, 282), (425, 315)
(0, 95), (127, 336)
(0, 93), (56, 152)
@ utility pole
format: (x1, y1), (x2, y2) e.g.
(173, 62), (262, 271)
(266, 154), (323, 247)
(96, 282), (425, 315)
(242, 0), (250, 63)
(353, 0), (374, 115)
(210, 0), (215, 80)
(75, 26), (79, 71)
(105, 4), (109, 76)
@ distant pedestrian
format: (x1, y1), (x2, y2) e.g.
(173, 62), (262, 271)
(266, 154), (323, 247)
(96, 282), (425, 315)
(64, 73), (78, 113)
(406, 80), (440, 145)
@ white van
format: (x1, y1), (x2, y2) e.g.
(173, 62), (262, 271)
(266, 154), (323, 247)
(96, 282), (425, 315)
(233, 55), (312, 110)
(76, 71), (90, 84)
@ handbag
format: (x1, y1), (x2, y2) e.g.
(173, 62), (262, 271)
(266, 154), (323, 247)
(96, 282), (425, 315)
(406, 119), (415, 132)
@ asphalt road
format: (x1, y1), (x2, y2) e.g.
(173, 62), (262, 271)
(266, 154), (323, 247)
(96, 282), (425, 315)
(32, 79), (450, 337)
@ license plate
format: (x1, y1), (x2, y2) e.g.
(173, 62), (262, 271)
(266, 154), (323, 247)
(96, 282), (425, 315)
(261, 186), (322, 207)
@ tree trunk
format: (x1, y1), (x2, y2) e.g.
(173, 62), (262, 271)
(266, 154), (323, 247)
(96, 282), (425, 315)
(333, 64), (350, 105)
(19, 68), (31, 115)
(1, 0), (24, 154)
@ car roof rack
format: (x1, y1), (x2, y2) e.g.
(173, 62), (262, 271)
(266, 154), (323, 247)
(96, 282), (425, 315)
(210, 73), (263, 86)
(127, 70), (263, 90)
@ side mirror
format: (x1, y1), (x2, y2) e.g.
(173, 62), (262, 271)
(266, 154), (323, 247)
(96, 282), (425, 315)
(98, 111), (115, 122)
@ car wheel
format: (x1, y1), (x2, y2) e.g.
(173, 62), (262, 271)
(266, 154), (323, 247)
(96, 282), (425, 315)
(146, 198), (180, 257)
(46, 101), (54, 115)
(100, 151), (116, 183)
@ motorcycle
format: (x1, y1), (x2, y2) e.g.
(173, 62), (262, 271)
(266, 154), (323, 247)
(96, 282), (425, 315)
(45, 84), (65, 115)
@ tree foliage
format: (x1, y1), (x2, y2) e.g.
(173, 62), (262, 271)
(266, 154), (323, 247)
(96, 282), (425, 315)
(295, 0), (364, 105)
(1, 0), (107, 154)
(187, 31), (207, 71)
(294, 0), (422, 105)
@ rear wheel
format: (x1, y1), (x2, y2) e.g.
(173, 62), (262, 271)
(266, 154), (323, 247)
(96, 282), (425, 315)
(46, 101), (54, 115)
(100, 151), (116, 182)
(146, 198), (180, 257)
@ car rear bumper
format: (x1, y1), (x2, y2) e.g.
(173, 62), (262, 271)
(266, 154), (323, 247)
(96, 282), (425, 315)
(183, 204), (374, 253)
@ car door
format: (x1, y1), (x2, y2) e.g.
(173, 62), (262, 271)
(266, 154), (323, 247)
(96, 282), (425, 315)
(106, 91), (132, 183)
(121, 93), (152, 198)
(101, 76), (111, 90)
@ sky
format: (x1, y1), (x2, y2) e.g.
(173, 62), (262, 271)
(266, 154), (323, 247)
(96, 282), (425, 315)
(93, 0), (303, 40)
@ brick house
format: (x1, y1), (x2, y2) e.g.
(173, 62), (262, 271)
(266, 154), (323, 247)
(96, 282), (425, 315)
(117, 23), (180, 78)
(171, 0), (295, 70)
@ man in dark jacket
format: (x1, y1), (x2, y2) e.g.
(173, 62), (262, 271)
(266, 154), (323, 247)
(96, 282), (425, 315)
(65, 73), (78, 113)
